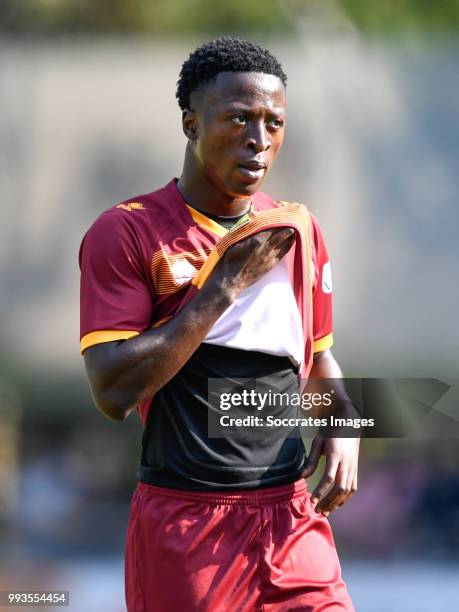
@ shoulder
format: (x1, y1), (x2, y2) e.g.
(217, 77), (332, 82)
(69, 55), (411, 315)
(256, 191), (329, 254)
(81, 179), (185, 247)
(80, 206), (143, 260)
(111, 179), (182, 231)
(254, 189), (314, 219)
(255, 189), (324, 228)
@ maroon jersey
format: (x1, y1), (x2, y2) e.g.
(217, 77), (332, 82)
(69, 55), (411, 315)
(79, 178), (333, 362)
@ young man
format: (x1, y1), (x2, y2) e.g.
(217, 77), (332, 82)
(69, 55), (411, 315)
(80, 37), (358, 611)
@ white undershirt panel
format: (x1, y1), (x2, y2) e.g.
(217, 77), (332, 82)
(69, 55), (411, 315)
(204, 258), (305, 366)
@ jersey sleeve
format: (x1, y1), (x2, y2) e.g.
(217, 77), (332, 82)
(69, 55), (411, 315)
(310, 213), (333, 353)
(79, 211), (155, 353)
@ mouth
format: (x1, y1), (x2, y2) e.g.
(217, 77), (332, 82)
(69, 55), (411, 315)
(237, 160), (267, 181)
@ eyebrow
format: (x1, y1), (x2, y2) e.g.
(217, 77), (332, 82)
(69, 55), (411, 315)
(221, 104), (285, 116)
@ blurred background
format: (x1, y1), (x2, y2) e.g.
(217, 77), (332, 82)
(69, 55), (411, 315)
(1, 1), (458, 610)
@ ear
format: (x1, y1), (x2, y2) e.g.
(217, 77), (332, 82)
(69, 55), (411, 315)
(182, 109), (199, 141)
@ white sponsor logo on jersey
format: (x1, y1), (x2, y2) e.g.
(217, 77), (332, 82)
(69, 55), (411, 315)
(322, 262), (332, 294)
(171, 259), (197, 285)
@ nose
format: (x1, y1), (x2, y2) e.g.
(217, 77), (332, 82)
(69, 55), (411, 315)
(245, 121), (270, 153)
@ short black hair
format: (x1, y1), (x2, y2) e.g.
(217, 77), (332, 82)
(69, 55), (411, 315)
(176, 36), (287, 111)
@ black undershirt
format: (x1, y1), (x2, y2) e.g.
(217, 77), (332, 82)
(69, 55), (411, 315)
(138, 344), (307, 491)
(201, 208), (250, 229)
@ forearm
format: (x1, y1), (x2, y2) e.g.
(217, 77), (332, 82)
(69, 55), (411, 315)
(302, 349), (361, 515)
(85, 279), (234, 420)
(309, 348), (343, 379)
(305, 350), (355, 419)
(305, 349), (344, 401)
(304, 350), (361, 437)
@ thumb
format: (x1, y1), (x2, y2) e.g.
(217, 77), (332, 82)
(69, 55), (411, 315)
(302, 435), (324, 478)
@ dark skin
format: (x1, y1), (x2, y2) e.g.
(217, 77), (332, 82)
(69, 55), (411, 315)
(84, 71), (359, 515)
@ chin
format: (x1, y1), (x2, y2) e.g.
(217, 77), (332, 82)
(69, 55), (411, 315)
(230, 180), (263, 197)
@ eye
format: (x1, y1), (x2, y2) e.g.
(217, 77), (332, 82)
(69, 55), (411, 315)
(232, 115), (248, 125)
(268, 118), (284, 129)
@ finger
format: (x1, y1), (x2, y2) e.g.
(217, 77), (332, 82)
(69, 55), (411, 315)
(329, 469), (358, 513)
(275, 233), (296, 258)
(301, 435), (324, 479)
(230, 230), (272, 252)
(241, 229), (291, 257)
(269, 227), (295, 242)
(234, 228), (294, 259)
(246, 228), (288, 246)
(266, 227), (295, 247)
(350, 470), (358, 497)
(310, 453), (339, 506)
(328, 464), (359, 514)
(317, 464), (352, 515)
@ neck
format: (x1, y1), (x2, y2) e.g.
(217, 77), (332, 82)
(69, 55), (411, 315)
(177, 144), (252, 217)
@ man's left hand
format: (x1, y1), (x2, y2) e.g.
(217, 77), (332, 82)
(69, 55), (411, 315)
(301, 434), (360, 516)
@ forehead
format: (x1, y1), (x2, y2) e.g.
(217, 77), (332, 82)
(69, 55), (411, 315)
(196, 71), (286, 111)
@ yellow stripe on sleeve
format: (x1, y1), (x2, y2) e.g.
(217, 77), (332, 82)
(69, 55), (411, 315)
(80, 330), (140, 354)
(313, 333), (333, 354)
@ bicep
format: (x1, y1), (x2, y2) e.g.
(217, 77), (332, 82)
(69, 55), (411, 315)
(79, 212), (155, 354)
(83, 339), (140, 421)
(83, 340), (124, 386)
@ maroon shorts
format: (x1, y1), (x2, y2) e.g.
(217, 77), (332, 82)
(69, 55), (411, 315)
(125, 479), (354, 611)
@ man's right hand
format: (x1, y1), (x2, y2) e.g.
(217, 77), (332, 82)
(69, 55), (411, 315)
(209, 227), (296, 300)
